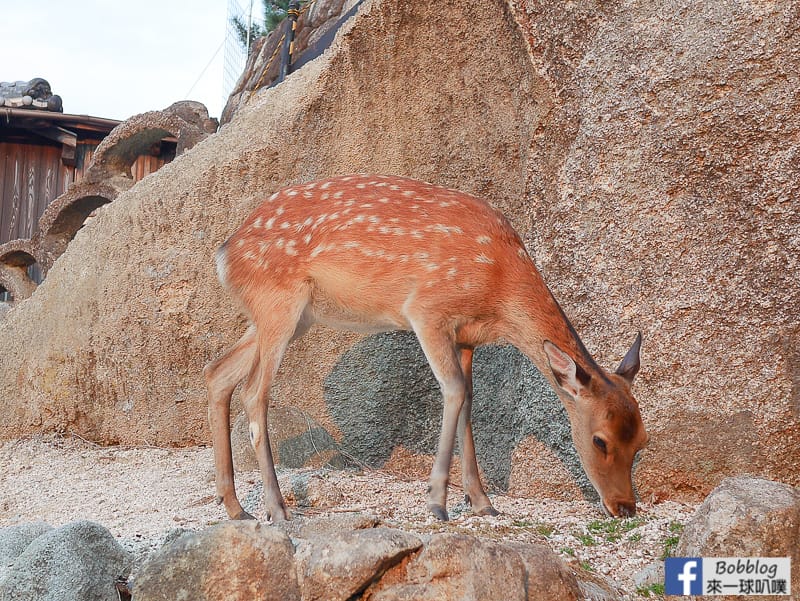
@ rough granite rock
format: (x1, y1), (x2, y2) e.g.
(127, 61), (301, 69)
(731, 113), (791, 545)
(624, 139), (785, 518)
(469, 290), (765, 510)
(0, 522), (53, 581)
(0, 521), (131, 601)
(131, 520), (299, 601)
(507, 542), (585, 601)
(0, 0), (797, 504)
(369, 533), (582, 601)
(676, 476), (800, 596)
(295, 527), (422, 601)
(515, 0), (800, 500)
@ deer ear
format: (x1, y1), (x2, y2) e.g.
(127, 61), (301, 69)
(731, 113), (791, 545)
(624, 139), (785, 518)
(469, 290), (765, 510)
(543, 341), (591, 399)
(615, 332), (642, 384)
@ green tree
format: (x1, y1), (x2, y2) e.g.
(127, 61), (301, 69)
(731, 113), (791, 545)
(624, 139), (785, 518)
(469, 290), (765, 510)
(231, 0), (298, 50)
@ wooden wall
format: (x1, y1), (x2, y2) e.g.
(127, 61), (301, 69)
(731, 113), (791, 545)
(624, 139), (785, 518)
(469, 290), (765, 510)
(0, 137), (171, 245)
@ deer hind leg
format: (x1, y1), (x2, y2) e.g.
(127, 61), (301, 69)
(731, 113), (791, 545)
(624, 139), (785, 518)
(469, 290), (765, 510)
(411, 319), (466, 521)
(241, 292), (310, 522)
(204, 325), (258, 520)
(457, 347), (499, 516)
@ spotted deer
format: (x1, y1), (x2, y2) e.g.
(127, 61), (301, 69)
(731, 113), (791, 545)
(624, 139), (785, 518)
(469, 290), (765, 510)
(204, 174), (648, 522)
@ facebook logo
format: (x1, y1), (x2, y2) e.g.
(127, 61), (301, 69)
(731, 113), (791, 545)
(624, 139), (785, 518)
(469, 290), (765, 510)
(666, 557), (703, 595)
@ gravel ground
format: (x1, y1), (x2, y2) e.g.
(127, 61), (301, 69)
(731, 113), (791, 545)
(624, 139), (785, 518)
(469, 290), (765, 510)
(0, 434), (694, 599)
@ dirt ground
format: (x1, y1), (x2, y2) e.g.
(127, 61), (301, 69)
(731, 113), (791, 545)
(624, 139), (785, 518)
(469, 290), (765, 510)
(0, 434), (694, 599)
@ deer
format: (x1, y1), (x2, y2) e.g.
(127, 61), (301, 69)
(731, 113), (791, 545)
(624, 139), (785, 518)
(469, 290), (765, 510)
(204, 174), (648, 523)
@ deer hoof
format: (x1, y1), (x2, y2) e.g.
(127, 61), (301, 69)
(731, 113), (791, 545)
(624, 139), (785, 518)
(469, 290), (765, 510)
(474, 505), (500, 517)
(233, 509), (257, 520)
(428, 504), (449, 522)
(266, 506), (291, 522)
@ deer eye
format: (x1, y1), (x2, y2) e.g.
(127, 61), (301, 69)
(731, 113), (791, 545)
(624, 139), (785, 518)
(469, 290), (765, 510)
(593, 435), (608, 454)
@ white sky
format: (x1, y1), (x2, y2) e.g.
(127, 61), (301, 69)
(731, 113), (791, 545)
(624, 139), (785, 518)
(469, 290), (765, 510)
(1, 1), (234, 121)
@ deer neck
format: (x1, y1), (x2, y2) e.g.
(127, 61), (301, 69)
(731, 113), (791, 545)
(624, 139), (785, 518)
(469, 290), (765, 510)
(501, 276), (604, 387)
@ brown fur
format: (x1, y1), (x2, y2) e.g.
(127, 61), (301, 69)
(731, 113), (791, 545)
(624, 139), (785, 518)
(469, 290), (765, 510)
(205, 174), (648, 521)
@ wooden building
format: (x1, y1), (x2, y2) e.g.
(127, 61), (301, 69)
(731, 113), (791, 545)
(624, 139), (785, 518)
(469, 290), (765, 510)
(1, 107), (176, 299)
(0, 107), (175, 245)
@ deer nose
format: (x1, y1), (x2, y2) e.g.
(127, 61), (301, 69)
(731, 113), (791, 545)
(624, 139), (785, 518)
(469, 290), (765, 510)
(617, 501), (637, 518)
(603, 499), (637, 518)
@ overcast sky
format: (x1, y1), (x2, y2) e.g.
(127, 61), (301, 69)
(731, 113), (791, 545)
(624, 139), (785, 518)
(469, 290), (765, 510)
(1, 1), (236, 121)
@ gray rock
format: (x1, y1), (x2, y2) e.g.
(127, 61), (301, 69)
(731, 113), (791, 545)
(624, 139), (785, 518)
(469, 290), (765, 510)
(131, 520), (299, 601)
(676, 476), (800, 594)
(0, 521), (131, 601)
(632, 560), (663, 590)
(243, 468), (349, 515)
(0, 522), (53, 580)
(325, 332), (591, 496)
(232, 407), (348, 474)
(296, 527), (422, 601)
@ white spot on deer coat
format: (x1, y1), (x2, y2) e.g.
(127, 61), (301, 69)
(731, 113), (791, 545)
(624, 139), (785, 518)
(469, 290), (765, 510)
(475, 254), (494, 264)
(477, 235), (492, 245)
(249, 422), (261, 447)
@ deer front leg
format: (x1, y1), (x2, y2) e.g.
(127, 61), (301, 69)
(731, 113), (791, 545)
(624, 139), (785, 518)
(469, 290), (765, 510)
(457, 347), (499, 516)
(204, 326), (258, 520)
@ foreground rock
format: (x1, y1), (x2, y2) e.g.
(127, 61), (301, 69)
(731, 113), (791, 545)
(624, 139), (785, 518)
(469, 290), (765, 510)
(127, 513), (592, 601)
(676, 476), (800, 595)
(0, 522), (52, 581)
(131, 520), (299, 601)
(370, 533), (584, 601)
(0, 510), (622, 600)
(0, 521), (131, 601)
(296, 527), (422, 601)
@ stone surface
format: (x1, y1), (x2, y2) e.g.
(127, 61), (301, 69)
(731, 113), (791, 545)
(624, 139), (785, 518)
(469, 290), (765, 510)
(0, 0), (797, 505)
(0, 522), (53, 580)
(515, 0), (800, 501)
(631, 561), (663, 591)
(296, 527), (422, 601)
(675, 476), (800, 595)
(507, 542), (584, 601)
(275, 512), (381, 540)
(0, 521), (131, 601)
(131, 520), (299, 601)
(325, 332), (594, 497)
(231, 406), (346, 474)
(0, 101), (215, 301)
(369, 533), (577, 601)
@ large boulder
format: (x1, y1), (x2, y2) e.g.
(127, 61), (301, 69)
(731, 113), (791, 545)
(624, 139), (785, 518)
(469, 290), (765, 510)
(517, 0), (800, 500)
(0, 0), (797, 505)
(129, 517), (585, 601)
(131, 520), (299, 601)
(676, 476), (800, 595)
(0, 522), (53, 581)
(369, 533), (583, 601)
(295, 527), (422, 601)
(0, 521), (131, 601)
